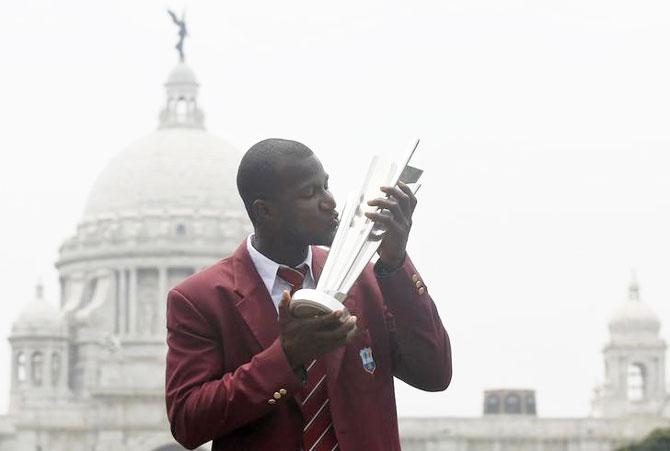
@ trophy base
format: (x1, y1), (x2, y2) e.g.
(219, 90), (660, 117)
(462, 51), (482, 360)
(290, 289), (345, 319)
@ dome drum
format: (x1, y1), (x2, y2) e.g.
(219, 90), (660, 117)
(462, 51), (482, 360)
(57, 210), (249, 266)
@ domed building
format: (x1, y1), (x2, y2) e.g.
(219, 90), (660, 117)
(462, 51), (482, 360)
(0, 56), (249, 451)
(1, 26), (670, 451)
(399, 276), (670, 451)
(591, 276), (667, 417)
(9, 282), (69, 411)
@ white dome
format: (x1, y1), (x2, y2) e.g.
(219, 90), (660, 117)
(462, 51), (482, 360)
(609, 301), (661, 333)
(12, 285), (66, 337)
(82, 128), (243, 221)
(608, 280), (661, 335)
(166, 62), (198, 85)
(58, 62), (250, 264)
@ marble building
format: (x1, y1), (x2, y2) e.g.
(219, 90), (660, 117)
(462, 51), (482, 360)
(400, 278), (670, 451)
(1, 52), (669, 451)
(0, 57), (248, 450)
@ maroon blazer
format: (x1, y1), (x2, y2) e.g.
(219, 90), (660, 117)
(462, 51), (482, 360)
(165, 241), (451, 450)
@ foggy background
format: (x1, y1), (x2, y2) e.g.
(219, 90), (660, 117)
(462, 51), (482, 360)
(2, 0), (670, 418)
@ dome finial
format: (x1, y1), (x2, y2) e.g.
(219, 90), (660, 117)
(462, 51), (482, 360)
(628, 269), (640, 302)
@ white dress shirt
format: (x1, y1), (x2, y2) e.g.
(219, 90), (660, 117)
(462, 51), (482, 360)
(246, 234), (316, 312)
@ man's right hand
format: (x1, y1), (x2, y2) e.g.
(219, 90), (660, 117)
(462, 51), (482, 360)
(278, 290), (357, 369)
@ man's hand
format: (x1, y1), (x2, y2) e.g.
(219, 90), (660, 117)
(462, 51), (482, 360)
(278, 291), (357, 369)
(365, 181), (418, 271)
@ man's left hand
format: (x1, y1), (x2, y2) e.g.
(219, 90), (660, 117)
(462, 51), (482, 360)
(365, 181), (417, 271)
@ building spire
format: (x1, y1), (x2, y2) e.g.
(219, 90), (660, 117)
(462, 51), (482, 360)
(628, 269), (640, 301)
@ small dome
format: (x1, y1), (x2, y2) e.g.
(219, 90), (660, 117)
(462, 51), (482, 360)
(608, 278), (661, 335)
(12, 283), (67, 337)
(166, 62), (198, 86)
(609, 302), (661, 334)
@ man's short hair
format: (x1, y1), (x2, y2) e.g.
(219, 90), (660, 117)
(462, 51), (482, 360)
(236, 138), (314, 224)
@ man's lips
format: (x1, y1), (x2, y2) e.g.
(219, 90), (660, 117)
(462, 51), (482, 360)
(329, 213), (340, 229)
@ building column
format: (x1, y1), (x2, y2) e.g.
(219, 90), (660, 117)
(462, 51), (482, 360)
(158, 266), (168, 336)
(118, 269), (128, 335)
(128, 268), (137, 336)
(44, 347), (53, 389)
(10, 349), (19, 389)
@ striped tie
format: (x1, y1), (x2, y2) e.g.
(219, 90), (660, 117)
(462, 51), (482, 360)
(297, 359), (338, 451)
(277, 264), (309, 296)
(276, 265), (339, 450)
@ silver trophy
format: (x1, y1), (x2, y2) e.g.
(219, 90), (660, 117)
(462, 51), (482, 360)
(290, 139), (424, 318)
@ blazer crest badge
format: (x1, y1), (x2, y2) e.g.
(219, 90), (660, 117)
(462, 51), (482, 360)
(359, 346), (376, 374)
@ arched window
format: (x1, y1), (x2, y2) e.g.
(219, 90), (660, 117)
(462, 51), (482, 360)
(627, 363), (646, 401)
(31, 352), (44, 386)
(16, 353), (26, 384)
(176, 97), (188, 119)
(51, 352), (62, 387)
(504, 394), (522, 414)
(484, 394), (500, 414)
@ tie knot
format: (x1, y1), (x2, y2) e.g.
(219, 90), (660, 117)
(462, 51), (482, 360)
(277, 264), (309, 293)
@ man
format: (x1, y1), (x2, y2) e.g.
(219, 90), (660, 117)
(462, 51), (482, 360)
(165, 139), (451, 450)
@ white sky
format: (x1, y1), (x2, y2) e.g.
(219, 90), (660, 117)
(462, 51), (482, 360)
(1, 0), (670, 418)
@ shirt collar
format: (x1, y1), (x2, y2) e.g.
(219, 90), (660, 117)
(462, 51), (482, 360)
(246, 234), (314, 293)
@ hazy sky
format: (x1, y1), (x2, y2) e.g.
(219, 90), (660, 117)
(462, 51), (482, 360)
(2, 0), (670, 418)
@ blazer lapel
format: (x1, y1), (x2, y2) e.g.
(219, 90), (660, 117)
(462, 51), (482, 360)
(228, 244), (348, 380)
(231, 241), (279, 350)
(311, 246), (347, 383)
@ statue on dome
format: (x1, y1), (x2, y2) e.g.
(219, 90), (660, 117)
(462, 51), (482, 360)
(167, 9), (188, 62)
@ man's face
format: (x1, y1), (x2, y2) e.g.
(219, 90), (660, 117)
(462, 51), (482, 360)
(271, 155), (339, 247)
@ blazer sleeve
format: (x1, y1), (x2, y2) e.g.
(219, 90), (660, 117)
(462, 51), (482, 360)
(165, 288), (303, 450)
(375, 255), (452, 391)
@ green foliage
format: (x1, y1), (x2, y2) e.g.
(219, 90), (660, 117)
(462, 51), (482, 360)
(617, 428), (670, 451)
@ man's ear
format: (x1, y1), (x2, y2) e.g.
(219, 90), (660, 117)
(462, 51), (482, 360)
(251, 199), (274, 225)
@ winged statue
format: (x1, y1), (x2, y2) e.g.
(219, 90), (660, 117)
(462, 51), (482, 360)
(167, 9), (188, 62)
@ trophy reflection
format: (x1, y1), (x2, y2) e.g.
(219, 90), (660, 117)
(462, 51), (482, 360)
(290, 139), (423, 318)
